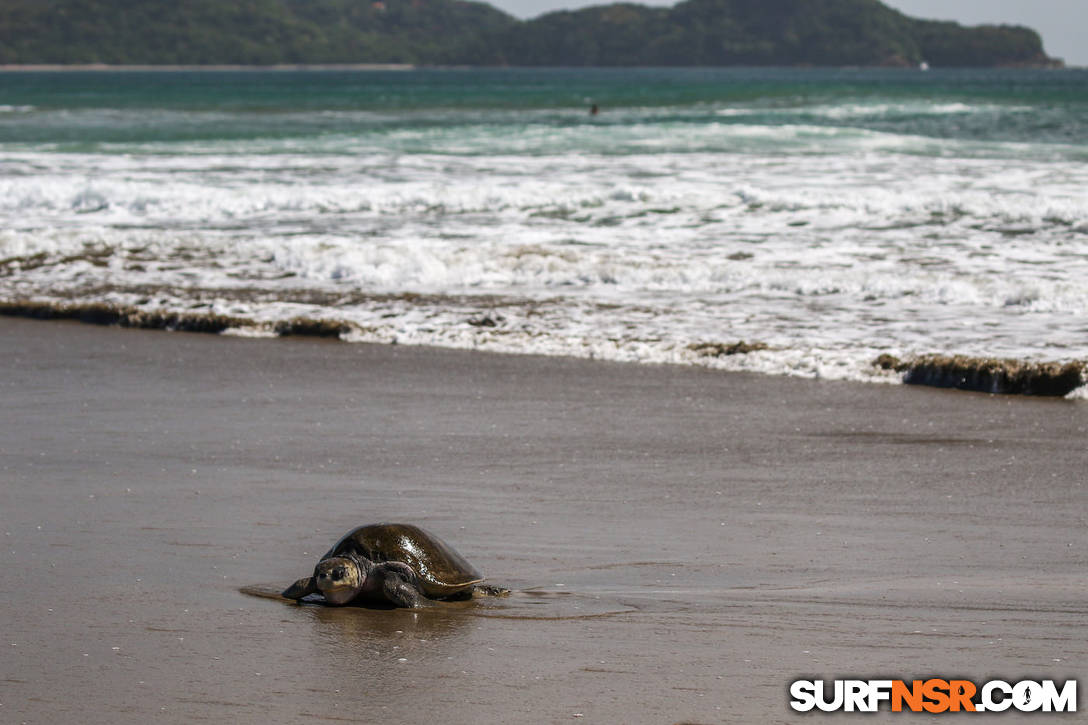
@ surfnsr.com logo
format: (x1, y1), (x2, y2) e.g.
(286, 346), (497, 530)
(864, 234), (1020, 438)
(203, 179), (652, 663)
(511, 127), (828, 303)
(789, 679), (1077, 713)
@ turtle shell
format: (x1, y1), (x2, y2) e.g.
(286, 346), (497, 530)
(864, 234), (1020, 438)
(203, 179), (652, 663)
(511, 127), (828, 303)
(322, 523), (483, 599)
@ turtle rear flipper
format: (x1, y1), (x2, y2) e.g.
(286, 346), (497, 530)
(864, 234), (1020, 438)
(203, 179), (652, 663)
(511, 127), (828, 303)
(282, 576), (318, 600)
(474, 584), (510, 598)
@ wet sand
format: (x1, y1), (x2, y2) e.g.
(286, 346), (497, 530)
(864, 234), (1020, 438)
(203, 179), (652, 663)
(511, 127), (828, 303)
(1, 316), (1084, 723)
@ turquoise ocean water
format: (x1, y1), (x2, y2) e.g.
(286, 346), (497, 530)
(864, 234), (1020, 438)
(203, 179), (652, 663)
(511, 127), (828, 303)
(2, 68), (1087, 390)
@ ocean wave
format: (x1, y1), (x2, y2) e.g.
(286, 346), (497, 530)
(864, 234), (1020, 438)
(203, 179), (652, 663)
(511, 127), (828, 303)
(5, 222), (1088, 322)
(2, 149), (1087, 231)
(3, 297), (1084, 398)
(4, 112), (1084, 162)
(4, 74), (1087, 399)
(715, 101), (1012, 120)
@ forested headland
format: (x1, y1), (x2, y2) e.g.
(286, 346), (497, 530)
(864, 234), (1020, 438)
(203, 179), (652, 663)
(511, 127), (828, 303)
(0, 0), (1061, 68)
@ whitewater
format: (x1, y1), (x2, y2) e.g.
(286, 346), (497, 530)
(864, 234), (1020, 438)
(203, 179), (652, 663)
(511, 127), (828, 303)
(1, 68), (1086, 394)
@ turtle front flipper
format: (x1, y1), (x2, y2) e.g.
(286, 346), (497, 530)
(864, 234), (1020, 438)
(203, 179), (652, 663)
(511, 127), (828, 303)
(375, 562), (423, 608)
(282, 576), (318, 601)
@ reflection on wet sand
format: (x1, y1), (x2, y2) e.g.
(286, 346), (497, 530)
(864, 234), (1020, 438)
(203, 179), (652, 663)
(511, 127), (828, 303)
(240, 584), (639, 622)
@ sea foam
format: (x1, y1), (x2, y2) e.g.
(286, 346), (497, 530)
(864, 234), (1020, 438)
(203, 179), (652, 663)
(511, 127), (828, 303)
(2, 75), (1087, 396)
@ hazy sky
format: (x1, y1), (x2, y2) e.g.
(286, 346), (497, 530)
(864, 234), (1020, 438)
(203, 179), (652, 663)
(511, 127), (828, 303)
(486, 0), (1086, 66)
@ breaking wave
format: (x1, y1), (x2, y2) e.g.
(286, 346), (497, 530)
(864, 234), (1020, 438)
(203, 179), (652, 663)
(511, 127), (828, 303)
(2, 69), (1087, 397)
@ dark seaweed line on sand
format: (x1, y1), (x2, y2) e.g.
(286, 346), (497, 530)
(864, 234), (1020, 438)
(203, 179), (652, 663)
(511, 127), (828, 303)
(875, 353), (1085, 398)
(3, 300), (1084, 397)
(0, 299), (348, 338)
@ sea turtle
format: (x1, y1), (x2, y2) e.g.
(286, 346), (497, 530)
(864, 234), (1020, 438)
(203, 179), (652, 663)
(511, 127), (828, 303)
(282, 523), (487, 608)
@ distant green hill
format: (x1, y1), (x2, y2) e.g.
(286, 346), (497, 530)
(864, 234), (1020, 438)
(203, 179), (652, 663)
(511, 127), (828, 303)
(0, 0), (1060, 68)
(504, 0), (1059, 68)
(0, 0), (516, 65)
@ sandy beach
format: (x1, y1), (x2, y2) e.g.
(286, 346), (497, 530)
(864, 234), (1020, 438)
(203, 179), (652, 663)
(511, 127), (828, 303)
(1, 316), (1084, 723)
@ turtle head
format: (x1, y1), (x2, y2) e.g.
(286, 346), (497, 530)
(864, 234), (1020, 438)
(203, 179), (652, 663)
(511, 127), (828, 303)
(313, 556), (364, 605)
